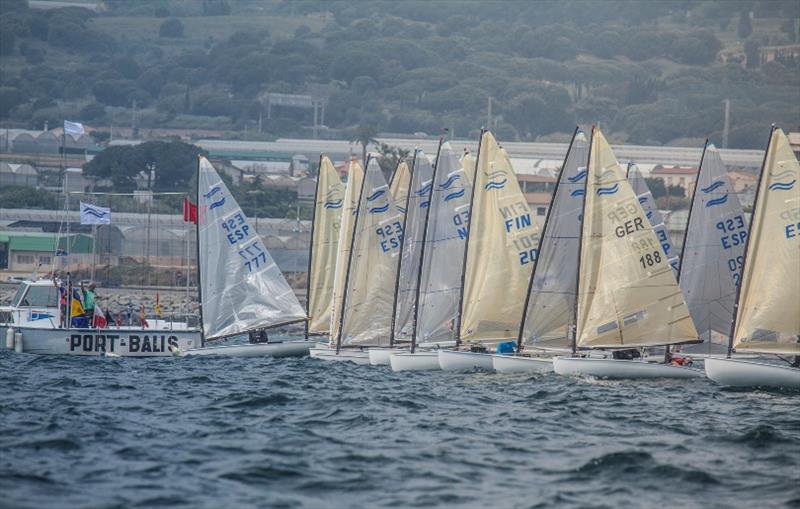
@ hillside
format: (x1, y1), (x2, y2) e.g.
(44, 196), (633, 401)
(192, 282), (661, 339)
(1, 0), (798, 149)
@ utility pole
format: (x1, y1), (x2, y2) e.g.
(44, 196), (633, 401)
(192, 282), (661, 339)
(722, 99), (730, 149)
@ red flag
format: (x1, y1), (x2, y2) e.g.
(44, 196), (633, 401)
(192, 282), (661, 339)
(93, 303), (108, 328)
(183, 197), (198, 224)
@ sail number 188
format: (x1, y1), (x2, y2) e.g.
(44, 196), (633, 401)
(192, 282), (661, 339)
(639, 250), (662, 269)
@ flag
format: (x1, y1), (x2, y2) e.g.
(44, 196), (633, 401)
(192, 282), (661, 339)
(93, 303), (108, 328)
(64, 120), (85, 136)
(70, 288), (88, 328)
(55, 247), (68, 257)
(155, 293), (162, 318)
(140, 304), (149, 328)
(183, 197), (198, 224)
(80, 202), (111, 225)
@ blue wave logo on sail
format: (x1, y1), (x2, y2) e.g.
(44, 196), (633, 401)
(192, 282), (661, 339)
(768, 179), (796, 191)
(705, 194), (729, 207)
(701, 181), (725, 193)
(570, 189), (585, 197)
(438, 174), (461, 190)
(397, 206), (407, 213)
(637, 196), (648, 205)
(445, 189), (465, 202)
(415, 183), (433, 196)
(368, 204), (390, 214)
(483, 170), (508, 191)
(568, 168), (587, 183)
(596, 183), (619, 196)
(366, 189), (387, 202)
(594, 169), (616, 182)
(323, 199), (343, 209)
(646, 210), (653, 220)
(209, 197), (226, 210)
(203, 186), (221, 199)
(420, 201), (429, 208)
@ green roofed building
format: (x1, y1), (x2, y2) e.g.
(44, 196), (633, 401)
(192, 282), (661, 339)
(0, 232), (93, 273)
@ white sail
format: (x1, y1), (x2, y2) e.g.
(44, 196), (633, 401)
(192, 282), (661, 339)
(520, 130), (588, 349)
(627, 165), (679, 272)
(197, 157), (305, 340)
(392, 151), (435, 342)
(459, 131), (540, 343)
(329, 159), (364, 344)
(416, 143), (473, 344)
(679, 143), (747, 352)
(339, 158), (404, 346)
(733, 128), (800, 354)
(576, 130), (697, 348)
(390, 161), (412, 213)
(307, 156), (345, 335)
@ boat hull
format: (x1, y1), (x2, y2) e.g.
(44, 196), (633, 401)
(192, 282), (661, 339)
(7, 326), (201, 357)
(309, 347), (370, 364)
(552, 356), (703, 379)
(368, 347), (408, 366)
(184, 341), (313, 358)
(492, 354), (554, 373)
(438, 350), (494, 372)
(390, 351), (441, 372)
(704, 357), (800, 388)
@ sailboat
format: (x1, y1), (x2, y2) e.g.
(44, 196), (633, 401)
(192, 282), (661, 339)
(315, 157), (404, 363)
(439, 130), (540, 371)
(369, 150), (436, 365)
(676, 141), (748, 356)
(705, 127), (800, 388)
(390, 143), (474, 371)
(184, 157), (311, 356)
(552, 128), (703, 378)
(305, 156), (345, 338)
(627, 164), (679, 272)
(309, 158), (364, 360)
(494, 128), (587, 374)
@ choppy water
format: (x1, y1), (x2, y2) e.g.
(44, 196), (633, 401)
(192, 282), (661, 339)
(1, 349), (798, 509)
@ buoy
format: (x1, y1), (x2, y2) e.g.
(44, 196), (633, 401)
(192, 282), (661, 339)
(14, 332), (23, 353)
(5, 328), (14, 349)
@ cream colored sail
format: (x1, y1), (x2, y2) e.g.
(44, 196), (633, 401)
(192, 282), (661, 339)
(576, 129), (697, 348)
(328, 159), (364, 344)
(340, 158), (404, 346)
(390, 161), (412, 213)
(307, 156), (344, 335)
(459, 131), (539, 343)
(733, 128), (800, 354)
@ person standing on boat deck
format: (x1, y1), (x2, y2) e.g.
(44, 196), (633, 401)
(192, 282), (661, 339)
(54, 275), (68, 327)
(81, 282), (96, 326)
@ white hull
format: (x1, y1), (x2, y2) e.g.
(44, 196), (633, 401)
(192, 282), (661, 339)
(368, 347), (408, 365)
(492, 354), (554, 374)
(705, 357), (800, 389)
(309, 347), (371, 364)
(7, 326), (200, 357)
(390, 351), (441, 372)
(552, 356), (703, 379)
(438, 350), (494, 372)
(184, 340), (313, 358)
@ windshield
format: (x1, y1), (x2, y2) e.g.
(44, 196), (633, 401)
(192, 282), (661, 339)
(19, 286), (59, 308)
(11, 284), (27, 307)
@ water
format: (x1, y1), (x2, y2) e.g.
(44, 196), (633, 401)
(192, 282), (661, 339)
(1, 351), (798, 509)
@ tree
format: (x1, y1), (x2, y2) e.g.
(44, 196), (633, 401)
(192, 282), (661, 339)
(350, 124), (378, 166)
(737, 12), (752, 39)
(159, 18), (184, 38)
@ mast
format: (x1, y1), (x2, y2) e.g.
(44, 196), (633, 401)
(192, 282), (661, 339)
(195, 156), (205, 346)
(389, 155), (416, 347)
(304, 154), (324, 340)
(410, 138), (444, 353)
(725, 125), (775, 358)
(517, 126), (579, 351)
(571, 126), (594, 355)
(455, 128), (486, 347)
(336, 155), (370, 353)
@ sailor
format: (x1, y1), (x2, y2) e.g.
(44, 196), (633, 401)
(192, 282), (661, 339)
(54, 275), (68, 328)
(249, 329), (269, 344)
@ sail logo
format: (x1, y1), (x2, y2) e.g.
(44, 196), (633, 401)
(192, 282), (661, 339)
(415, 182), (433, 196)
(706, 194), (729, 208)
(420, 201), (430, 208)
(594, 169), (617, 182)
(568, 168), (587, 183)
(368, 204), (390, 214)
(204, 186), (221, 199)
(209, 197), (226, 210)
(366, 189), (387, 202)
(596, 183), (619, 196)
(768, 169), (797, 192)
(397, 206), (407, 213)
(701, 181), (726, 193)
(570, 189), (585, 197)
(204, 185), (225, 210)
(324, 199), (343, 209)
(438, 174), (461, 190)
(637, 196), (648, 205)
(484, 170), (508, 191)
(445, 189), (466, 202)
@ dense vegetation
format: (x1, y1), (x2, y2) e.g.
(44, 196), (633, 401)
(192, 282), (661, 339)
(1, 0), (798, 148)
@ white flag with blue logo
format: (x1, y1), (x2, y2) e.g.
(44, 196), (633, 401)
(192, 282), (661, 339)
(80, 202), (111, 224)
(64, 120), (85, 136)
